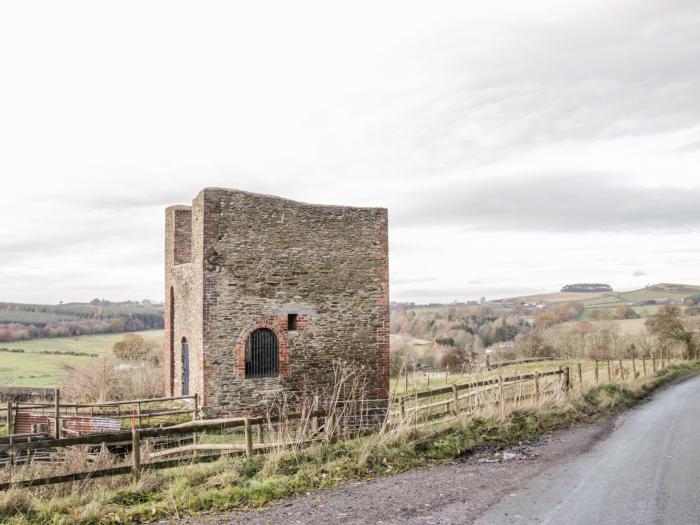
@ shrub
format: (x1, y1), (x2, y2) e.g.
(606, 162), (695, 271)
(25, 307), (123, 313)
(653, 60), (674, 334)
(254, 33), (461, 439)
(113, 333), (160, 362)
(60, 357), (164, 402)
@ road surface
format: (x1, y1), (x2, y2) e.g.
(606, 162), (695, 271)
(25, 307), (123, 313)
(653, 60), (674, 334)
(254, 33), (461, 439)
(186, 373), (700, 525)
(475, 373), (700, 525)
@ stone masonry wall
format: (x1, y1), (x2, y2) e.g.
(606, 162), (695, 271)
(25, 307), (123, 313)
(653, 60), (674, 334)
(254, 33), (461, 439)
(164, 205), (204, 398)
(198, 188), (389, 417)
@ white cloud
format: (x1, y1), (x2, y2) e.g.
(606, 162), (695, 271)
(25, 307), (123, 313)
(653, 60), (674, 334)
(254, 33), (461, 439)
(2, 0), (700, 303)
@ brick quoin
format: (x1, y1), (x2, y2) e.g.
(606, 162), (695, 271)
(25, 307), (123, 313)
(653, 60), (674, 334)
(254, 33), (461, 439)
(164, 188), (389, 418)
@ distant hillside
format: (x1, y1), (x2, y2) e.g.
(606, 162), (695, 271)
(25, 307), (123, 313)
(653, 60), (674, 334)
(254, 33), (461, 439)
(0, 301), (164, 342)
(644, 283), (700, 295)
(508, 283), (700, 315)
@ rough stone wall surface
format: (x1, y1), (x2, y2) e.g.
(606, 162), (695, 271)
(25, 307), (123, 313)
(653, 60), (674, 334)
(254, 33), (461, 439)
(164, 205), (203, 398)
(165, 188), (389, 417)
(173, 210), (192, 264)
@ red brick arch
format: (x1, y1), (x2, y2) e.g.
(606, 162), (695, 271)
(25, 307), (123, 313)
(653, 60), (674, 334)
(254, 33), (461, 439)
(234, 318), (290, 379)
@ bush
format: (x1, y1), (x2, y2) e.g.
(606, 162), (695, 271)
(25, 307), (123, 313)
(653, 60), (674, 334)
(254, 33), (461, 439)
(60, 357), (164, 402)
(440, 346), (468, 369)
(113, 333), (160, 362)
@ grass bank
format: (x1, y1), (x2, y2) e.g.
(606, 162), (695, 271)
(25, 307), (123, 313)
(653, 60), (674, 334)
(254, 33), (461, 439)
(2, 361), (699, 524)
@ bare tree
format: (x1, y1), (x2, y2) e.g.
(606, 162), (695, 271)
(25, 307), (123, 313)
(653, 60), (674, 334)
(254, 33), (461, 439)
(646, 305), (697, 359)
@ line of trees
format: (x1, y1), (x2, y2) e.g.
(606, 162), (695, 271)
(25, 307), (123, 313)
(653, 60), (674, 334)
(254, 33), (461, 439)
(0, 301), (164, 342)
(561, 283), (613, 293)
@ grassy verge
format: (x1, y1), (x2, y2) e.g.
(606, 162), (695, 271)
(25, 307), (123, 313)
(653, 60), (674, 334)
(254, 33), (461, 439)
(2, 362), (699, 525)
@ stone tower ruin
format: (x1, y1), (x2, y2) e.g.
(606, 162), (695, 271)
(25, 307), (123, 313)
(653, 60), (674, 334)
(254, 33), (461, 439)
(164, 188), (389, 417)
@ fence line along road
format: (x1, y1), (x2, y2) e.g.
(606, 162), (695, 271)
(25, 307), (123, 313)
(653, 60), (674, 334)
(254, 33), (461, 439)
(0, 357), (676, 491)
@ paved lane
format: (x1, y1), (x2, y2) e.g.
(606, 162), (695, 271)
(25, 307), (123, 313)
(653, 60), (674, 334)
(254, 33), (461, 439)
(474, 375), (700, 525)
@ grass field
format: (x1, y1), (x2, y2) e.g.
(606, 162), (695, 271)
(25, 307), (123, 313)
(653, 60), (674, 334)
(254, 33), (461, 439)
(550, 317), (649, 336)
(508, 292), (609, 304)
(0, 330), (163, 387)
(390, 359), (575, 396)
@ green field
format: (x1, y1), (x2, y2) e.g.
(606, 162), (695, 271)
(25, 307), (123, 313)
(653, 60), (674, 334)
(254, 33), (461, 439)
(0, 330), (163, 387)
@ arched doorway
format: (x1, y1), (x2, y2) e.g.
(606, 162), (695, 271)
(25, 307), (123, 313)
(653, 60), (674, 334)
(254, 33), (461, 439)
(181, 337), (190, 395)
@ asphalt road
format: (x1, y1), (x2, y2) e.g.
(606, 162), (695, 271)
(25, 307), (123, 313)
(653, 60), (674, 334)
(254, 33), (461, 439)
(186, 374), (700, 525)
(475, 374), (700, 525)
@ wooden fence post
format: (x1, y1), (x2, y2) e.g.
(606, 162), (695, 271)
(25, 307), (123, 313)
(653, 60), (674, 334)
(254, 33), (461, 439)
(642, 355), (647, 376)
(193, 393), (199, 421)
(564, 367), (570, 393)
(594, 360), (599, 384)
(452, 384), (460, 415)
(652, 355), (657, 373)
(54, 389), (61, 439)
(131, 427), (141, 483)
(498, 375), (505, 421)
(399, 398), (406, 420)
(244, 418), (253, 457)
(445, 366), (450, 384)
(607, 360), (612, 382)
(577, 363), (583, 387)
(534, 372), (541, 404)
(618, 359), (624, 380)
(632, 356), (636, 377)
(6, 401), (13, 435)
(557, 366), (563, 391)
(325, 413), (335, 440)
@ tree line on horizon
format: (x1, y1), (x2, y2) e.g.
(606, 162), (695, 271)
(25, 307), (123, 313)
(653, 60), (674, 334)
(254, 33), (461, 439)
(0, 301), (164, 343)
(560, 283), (613, 293)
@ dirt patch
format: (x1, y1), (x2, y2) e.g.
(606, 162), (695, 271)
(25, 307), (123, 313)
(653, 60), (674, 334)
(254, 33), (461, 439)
(178, 417), (616, 525)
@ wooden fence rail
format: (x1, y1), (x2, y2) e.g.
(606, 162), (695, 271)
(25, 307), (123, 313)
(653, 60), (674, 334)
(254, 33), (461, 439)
(0, 357), (677, 491)
(2, 392), (198, 436)
(487, 357), (560, 370)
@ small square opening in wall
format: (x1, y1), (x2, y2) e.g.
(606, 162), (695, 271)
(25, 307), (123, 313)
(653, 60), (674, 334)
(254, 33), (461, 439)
(287, 314), (298, 331)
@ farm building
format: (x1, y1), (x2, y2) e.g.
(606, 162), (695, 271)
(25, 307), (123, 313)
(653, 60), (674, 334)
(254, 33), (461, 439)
(164, 188), (389, 417)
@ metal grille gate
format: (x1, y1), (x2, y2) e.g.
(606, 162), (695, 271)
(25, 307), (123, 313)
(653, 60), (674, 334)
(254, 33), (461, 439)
(245, 328), (279, 378)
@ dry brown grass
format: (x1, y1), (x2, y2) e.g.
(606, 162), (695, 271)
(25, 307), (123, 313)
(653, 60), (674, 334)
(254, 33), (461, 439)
(59, 357), (163, 402)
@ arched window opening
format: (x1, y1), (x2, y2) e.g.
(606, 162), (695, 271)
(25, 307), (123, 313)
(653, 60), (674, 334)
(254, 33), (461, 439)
(181, 337), (190, 395)
(245, 328), (279, 378)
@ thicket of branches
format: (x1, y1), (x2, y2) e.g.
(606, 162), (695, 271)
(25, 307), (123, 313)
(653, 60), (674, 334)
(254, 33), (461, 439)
(391, 306), (529, 348)
(390, 304), (700, 374)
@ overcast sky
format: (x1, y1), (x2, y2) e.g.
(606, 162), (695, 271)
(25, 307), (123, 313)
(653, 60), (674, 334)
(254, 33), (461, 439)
(2, 0), (700, 304)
